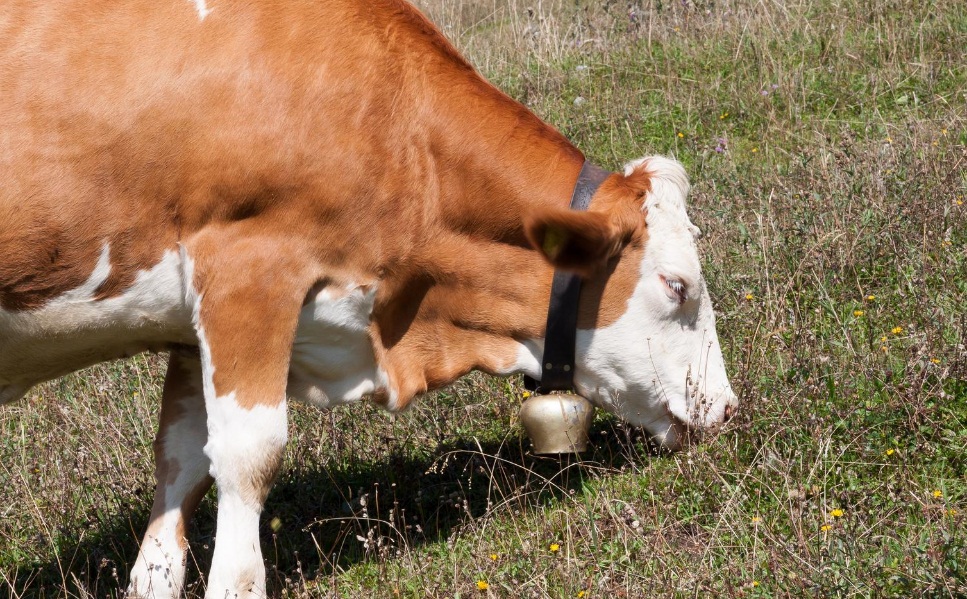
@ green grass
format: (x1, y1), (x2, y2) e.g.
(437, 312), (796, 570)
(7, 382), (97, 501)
(2, 0), (966, 597)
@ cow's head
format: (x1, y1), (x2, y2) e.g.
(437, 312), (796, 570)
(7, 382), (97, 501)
(524, 156), (737, 450)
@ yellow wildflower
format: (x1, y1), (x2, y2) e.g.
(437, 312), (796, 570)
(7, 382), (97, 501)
(550, 543), (560, 552)
(886, 448), (895, 456)
(949, 509), (958, 516)
(752, 147), (758, 153)
(853, 310), (864, 317)
(677, 132), (684, 138)
(745, 293), (754, 300)
(830, 509), (844, 518)
(933, 490), (943, 499)
(522, 391), (531, 399)
(866, 294), (876, 301)
(751, 516), (762, 523)
(930, 358), (940, 364)
(490, 553), (498, 561)
(752, 581), (760, 587)
(821, 524), (832, 532)
(891, 326), (903, 334)
(577, 592), (587, 598)
(477, 580), (489, 591)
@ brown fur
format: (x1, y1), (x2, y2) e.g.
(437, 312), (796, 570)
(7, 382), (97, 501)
(1, 0), (654, 409)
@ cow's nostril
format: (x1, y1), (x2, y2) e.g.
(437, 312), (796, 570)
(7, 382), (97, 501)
(723, 403), (736, 422)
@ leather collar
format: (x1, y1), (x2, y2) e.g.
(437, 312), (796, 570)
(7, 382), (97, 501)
(525, 161), (611, 393)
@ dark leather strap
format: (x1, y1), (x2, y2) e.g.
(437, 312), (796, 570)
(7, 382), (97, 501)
(525, 161), (611, 393)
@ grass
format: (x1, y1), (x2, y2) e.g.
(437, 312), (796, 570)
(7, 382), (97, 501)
(2, 0), (966, 596)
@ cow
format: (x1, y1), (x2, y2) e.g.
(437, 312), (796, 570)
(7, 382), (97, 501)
(0, 0), (738, 596)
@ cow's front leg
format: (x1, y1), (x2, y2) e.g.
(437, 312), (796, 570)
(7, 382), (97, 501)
(202, 385), (286, 599)
(187, 242), (312, 599)
(129, 347), (213, 599)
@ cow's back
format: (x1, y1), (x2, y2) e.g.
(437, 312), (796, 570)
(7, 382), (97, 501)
(0, 0), (578, 401)
(1, 0), (490, 304)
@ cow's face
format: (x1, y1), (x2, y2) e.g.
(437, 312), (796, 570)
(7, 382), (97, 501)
(525, 156), (737, 450)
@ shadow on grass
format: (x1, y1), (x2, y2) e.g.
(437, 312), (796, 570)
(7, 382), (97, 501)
(6, 419), (658, 598)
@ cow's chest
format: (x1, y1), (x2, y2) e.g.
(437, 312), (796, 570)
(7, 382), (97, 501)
(0, 246), (194, 403)
(286, 282), (390, 409)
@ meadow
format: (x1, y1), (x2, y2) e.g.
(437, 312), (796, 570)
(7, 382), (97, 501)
(2, 0), (966, 596)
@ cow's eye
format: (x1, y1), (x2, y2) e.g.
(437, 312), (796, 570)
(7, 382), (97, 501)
(660, 275), (688, 305)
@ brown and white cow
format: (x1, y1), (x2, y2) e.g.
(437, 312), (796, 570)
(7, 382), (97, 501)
(0, 0), (737, 596)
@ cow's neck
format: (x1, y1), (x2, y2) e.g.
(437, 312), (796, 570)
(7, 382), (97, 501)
(369, 78), (586, 409)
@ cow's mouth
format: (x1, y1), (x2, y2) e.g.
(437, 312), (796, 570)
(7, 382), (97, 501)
(650, 414), (691, 451)
(651, 393), (737, 451)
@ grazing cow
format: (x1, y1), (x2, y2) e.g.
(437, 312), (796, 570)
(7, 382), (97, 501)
(0, 0), (738, 596)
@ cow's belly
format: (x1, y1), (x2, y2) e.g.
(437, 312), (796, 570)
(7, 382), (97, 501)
(286, 281), (393, 409)
(0, 247), (194, 403)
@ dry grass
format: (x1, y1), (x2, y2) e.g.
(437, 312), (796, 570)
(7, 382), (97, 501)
(2, 0), (966, 597)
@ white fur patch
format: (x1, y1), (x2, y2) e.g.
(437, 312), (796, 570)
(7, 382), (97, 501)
(626, 155), (700, 237)
(129, 522), (187, 599)
(188, 0), (213, 20)
(502, 340), (543, 380)
(203, 392), (284, 598)
(0, 243), (194, 396)
(287, 282), (394, 408)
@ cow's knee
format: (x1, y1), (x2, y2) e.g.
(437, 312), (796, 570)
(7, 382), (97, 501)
(202, 393), (287, 599)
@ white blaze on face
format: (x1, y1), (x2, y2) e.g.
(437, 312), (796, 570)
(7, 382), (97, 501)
(576, 156), (737, 448)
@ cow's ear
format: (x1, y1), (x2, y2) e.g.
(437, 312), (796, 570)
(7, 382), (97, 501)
(524, 208), (636, 275)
